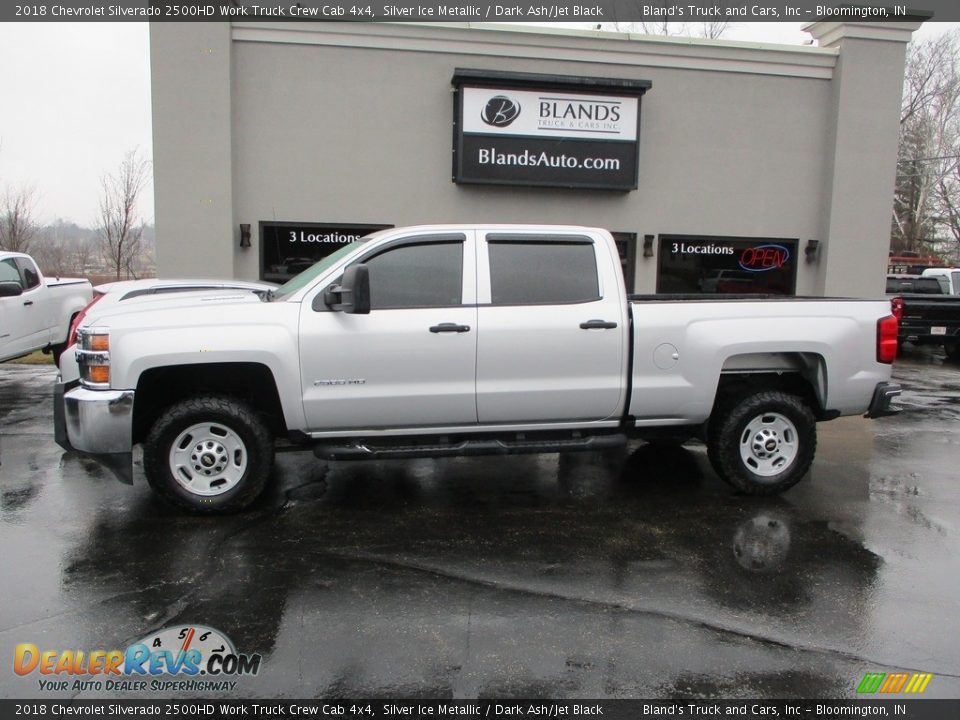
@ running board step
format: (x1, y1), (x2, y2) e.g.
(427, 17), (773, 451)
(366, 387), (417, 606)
(313, 434), (627, 461)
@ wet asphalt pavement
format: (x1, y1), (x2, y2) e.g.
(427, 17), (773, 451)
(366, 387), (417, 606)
(0, 349), (958, 700)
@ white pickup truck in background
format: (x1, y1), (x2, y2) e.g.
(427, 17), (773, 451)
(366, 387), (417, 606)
(0, 251), (92, 364)
(54, 225), (901, 514)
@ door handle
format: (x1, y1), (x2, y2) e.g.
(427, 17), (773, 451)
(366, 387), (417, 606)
(580, 319), (617, 330)
(430, 323), (471, 333)
(23, 301), (33, 306)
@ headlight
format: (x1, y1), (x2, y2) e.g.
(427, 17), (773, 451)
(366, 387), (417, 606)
(76, 329), (111, 388)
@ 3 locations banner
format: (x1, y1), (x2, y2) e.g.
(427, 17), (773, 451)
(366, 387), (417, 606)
(260, 222), (391, 282)
(2, 0), (955, 22)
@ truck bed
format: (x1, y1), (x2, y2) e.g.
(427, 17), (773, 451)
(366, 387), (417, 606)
(626, 296), (894, 426)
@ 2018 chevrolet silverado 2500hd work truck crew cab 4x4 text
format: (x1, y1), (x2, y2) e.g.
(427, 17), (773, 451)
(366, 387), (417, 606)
(54, 225), (901, 514)
(1, 251), (92, 364)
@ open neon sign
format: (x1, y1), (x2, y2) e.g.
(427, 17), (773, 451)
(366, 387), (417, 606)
(739, 244), (790, 273)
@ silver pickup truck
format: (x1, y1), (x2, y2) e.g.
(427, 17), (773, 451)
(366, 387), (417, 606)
(54, 225), (901, 513)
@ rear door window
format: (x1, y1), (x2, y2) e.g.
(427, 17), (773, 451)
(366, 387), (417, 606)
(487, 238), (599, 305)
(14, 257), (41, 290)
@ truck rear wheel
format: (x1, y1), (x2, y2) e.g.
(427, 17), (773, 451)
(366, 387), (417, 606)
(707, 391), (816, 495)
(143, 396), (274, 514)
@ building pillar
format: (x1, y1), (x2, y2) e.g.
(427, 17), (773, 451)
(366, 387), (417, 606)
(803, 20), (926, 298)
(150, 23), (235, 278)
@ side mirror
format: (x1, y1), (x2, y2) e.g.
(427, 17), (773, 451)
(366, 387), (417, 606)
(0, 281), (23, 298)
(320, 264), (370, 314)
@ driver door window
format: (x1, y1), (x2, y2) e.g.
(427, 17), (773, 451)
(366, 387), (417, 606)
(362, 242), (463, 309)
(0, 259), (21, 284)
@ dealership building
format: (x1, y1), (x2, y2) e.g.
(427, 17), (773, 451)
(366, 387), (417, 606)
(150, 19), (925, 297)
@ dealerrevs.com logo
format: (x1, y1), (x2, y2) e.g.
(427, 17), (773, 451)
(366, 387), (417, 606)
(14, 624), (262, 693)
(481, 96), (521, 127)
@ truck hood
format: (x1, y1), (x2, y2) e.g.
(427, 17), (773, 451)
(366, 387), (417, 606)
(83, 289), (267, 329)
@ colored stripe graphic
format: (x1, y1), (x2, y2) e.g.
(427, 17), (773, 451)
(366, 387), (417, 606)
(858, 672), (932, 694)
(879, 674), (898, 693)
(857, 673), (885, 693)
(912, 674), (933, 693)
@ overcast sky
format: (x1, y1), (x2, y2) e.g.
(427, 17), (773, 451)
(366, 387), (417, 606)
(0, 21), (955, 226)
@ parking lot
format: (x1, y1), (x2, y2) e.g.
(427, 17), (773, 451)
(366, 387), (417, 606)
(1, 348), (958, 700)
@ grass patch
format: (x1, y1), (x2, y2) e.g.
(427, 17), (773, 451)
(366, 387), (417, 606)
(2, 350), (55, 366)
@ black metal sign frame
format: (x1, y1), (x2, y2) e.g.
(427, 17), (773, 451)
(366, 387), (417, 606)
(452, 69), (651, 192)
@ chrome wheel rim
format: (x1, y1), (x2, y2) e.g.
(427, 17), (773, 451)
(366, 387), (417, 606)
(739, 412), (798, 479)
(169, 422), (247, 496)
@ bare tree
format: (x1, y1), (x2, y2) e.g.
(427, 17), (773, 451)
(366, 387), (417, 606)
(31, 234), (71, 277)
(637, 21), (679, 35)
(596, 21), (730, 40)
(32, 219), (89, 277)
(699, 21), (730, 40)
(97, 150), (150, 280)
(0, 185), (39, 253)
(891, 32), (960, 257)
(74, 236), (96, 276)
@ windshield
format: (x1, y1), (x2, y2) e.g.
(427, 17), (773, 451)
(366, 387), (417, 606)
(269, 240), (367, 300)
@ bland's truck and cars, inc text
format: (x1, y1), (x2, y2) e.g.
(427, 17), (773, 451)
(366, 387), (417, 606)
(51, 225), (901, 513)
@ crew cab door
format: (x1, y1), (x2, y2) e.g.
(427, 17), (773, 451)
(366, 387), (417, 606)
(475, 231), (628, 424)
(299, 232), (478, 432)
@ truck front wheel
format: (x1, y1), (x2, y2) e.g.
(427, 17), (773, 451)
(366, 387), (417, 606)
(143, 396), (274, 514)
(708, 391), (816, 495)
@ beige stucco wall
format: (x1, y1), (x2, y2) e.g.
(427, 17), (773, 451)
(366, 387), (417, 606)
(151, 21), (921, 297)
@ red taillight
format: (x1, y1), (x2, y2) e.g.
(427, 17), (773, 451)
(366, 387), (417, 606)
(877, 314), (899, 364)
(890, 296), (904, 322)
(67, 292), (105, 348)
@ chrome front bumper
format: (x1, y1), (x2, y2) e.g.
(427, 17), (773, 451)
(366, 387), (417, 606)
(54, 379), (135, 484)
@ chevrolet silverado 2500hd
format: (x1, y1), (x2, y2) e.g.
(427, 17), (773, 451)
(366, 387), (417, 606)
(1, 251), (92, 363)
(54, 225), (901, 513)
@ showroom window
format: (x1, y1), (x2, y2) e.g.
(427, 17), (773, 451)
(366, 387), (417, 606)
(657, 235), (798, 295)
(363, 241), (463, 310)
(260, 221), (391, 282)
(488, 238), (600, 305)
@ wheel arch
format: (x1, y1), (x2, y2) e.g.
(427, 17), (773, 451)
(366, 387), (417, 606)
(133, 362), (287, 445)
(714, 352), (827, 419)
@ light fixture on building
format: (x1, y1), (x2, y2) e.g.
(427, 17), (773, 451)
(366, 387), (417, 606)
(239, 224), (251, 249)
(805, 239), (820, 262)
(643, 235), (655, 259)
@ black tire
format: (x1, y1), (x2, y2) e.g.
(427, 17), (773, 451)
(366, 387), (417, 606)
(707, 391), (816, 496)
(945, 343), (960, 362)
(143, 396), (274, 514)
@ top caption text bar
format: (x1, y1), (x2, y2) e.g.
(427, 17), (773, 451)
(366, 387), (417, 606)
(1, 1), (947, 23)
